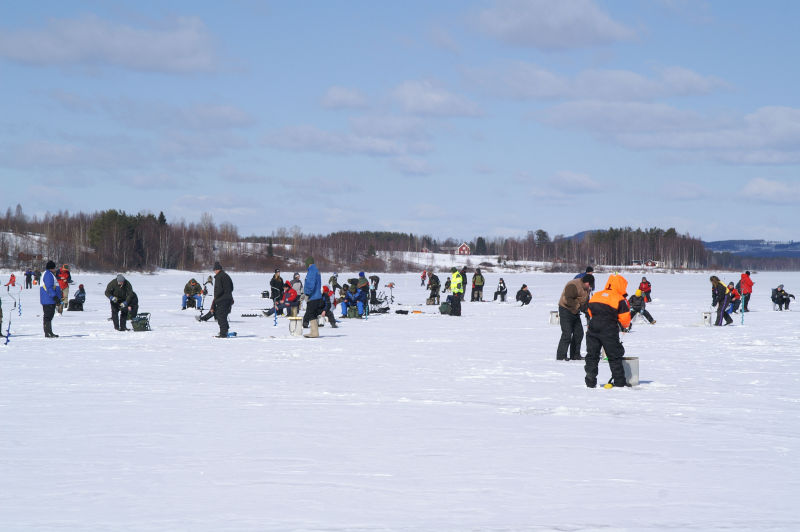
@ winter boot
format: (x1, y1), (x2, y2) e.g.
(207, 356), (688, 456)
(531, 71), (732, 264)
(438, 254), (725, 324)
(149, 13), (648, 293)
(304, 319), (319, 338)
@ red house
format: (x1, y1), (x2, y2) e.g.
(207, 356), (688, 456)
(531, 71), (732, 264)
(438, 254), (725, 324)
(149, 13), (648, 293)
(457, 242), (470, 255)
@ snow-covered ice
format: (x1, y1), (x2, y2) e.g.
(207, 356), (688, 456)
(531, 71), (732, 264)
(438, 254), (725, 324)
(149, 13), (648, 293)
(1, 270), (798, 531)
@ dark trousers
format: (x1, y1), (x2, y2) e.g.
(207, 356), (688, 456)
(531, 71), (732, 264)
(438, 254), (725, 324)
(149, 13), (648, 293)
(630, 308), (654, 323)
(110, 302), (131, 330)
(742, 293), (751, 311)
(303, 298), (323, 328)
(429, 289), (440, 304)
(493, 290), (507, 302)
(25, 278), (32, 289)
(471, 287), (484, 301)
(584, 327), (627, 387)
(450, 294), (462, 316)
(42, 304), (56, 336)
(715, 297), (732, 325)
(556, 306), (583, 360)
(215, 301), (232, 336)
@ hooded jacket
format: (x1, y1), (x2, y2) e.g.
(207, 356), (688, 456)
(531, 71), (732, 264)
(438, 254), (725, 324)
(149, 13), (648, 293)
(304, 264), (322, 301)
(588, 274), (631, 330)
(740, 273), (754, 295)
(558, 278), (591, 315)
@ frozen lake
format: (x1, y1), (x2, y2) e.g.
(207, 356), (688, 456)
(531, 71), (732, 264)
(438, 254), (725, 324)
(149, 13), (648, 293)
(1, 269), (798, 531)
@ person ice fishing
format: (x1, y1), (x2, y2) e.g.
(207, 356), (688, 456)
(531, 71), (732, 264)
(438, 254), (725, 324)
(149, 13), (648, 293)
(105, 274), (135, 331)
(427, 272), (441, 304)
(516, 284), (532, 305)
(771, 284), (795, 311)
(449, 267), (463, 316)
(210, 262), (234, 338)
(264, 280), (299, 316)
(493, 278), (507, 302)
(739, 270), (754, 312)
(710, 275), (733, 325)
(182, 278), (203, 310)
(584, 273), (632, 388)
(556, 274), (593, 361)
(302, 257), (323, 338)
(269, 269), (285, 314)
(40, 260), (62, 338)
(628, 289), (656, 325)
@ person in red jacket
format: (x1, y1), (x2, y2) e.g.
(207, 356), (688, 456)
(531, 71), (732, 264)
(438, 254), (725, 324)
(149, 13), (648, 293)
(727, 282), (742, 314)
(638, 276), (652, 302)
(739, 271), (754, 312)
(56, 264), (72, 312)
(4, 273), (16, 291)
(263, 281), (299, 316)
(584, 274), (632, 388)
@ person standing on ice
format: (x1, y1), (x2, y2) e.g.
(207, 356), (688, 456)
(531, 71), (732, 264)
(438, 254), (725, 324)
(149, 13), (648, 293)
(639, 276), (652, 302)
(739, 270), (754, 312)
(556, 274), (593, 361)
(709, 275), (733, 325)
(584, 274), (632, 388)
(302, 257), (323, 337)
(210, 262), (234, 338)
(105, 274), (135, 331)
(449, 267), (463, 316)
(39, 260), (62, 338)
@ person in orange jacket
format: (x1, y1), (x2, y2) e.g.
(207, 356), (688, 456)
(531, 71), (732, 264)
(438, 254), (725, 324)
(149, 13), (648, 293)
(584, 273), (632, 388)
(4, 273), (16, 291)
(56, 264), (72, 312)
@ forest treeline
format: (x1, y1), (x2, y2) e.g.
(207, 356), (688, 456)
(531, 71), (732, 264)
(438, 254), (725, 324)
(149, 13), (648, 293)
(0, 205), (796, 272)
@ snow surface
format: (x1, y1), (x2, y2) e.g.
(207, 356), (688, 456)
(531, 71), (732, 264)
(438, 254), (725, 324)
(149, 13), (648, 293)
(1, 270), (798, 531)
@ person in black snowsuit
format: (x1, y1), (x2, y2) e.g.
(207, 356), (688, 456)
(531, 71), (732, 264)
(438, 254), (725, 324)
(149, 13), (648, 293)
(772, 284), (795, 310)
(516, 284), (532, 305)
(105, 274), (135, 331)
(493, 278), (507, 302)
(270, 269), (285, 314)
(210, 262), (234, 337)
(369, 275), (380, 304)
(628, 289), (655, 325)
(24, 269), (33, 289)
(710, 275), (733, 325)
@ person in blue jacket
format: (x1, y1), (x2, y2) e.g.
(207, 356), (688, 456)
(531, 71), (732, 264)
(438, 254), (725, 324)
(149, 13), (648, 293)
(302, 257), (323, 331)
(40, 260), (62, 338)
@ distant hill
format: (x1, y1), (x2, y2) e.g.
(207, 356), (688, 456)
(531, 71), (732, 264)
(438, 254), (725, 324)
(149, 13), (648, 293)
(703, 240), (800, 258)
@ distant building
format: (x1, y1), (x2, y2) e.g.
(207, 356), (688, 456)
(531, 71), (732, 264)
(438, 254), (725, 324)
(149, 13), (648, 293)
(440, 242), (471, 255)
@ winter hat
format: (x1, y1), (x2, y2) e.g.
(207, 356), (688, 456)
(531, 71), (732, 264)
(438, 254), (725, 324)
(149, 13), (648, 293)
(635, 289), (642, 297)
(745, 270), (751, 275)
(285, 280), (292, 287)
(323, 286), (330, 295)
(45, 260), (56, 270)
(450, 267), (457, 273)
(305, 257), (315, 267)
(586, 266), (594, 273)
(274, 268), (280, 274)
(213, 261), (222, 271)
(582, 273), (595, 288)
(359, 271), (365, 277)
(116, 274), (125, 283)
(79, 284), (84, 289)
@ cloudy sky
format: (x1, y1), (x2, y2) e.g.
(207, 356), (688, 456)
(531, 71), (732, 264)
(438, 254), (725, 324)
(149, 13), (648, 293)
(2, 0), (799, 242)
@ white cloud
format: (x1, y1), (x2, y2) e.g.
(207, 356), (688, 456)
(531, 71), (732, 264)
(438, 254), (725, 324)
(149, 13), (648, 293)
(469, 62), (727, 101)
(321, 86), (369, 109)
(391, 80), (481, 117)
(741, 178), (800, 204)
(0, 15), (218, 73)
(475, 0), (635, 50)
(543, 102), (800, 164)
(264, 125), (409, 157)
(390, 156), (433, 176)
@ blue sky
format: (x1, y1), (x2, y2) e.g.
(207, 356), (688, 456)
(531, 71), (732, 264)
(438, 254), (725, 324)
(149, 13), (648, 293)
(2, 0), (799, 242)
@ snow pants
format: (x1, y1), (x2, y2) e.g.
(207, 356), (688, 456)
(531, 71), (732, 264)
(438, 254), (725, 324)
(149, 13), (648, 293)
(493, 290), (507, 302)
(42, 304), (56, 337)
(449, 294), (462, 316)
(715, 298), (732, 325)
(214, 301), (232, 336)
(630, 308), (654, 324)
(303, 298), (323, 328)
(584, 327), (627, 388)
(556, 306), (583, 360)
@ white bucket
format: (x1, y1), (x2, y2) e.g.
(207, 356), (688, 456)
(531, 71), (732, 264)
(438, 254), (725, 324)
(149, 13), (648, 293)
(288, 317), (304, 337)
(702, 311), (712, 326)
(622, 357), (639, 386)
(549, 310), (560, 325)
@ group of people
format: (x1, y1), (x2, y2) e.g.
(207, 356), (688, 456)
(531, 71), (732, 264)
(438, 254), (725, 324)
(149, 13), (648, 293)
(422, 268), (534, 316)
(709, 270), (757, 326)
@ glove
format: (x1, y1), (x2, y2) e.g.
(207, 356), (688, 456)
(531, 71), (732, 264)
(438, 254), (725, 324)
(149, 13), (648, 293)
(119, 301), (127, 309)
(111, 296), (118, 303)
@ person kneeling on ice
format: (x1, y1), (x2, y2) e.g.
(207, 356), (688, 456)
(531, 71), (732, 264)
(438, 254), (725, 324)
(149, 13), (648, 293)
(264, 281), (299, 316)
(628, 289), (655, 326)
(516, 284), (532, 305)
(320, 286), (338, 328)
(772, 284), (795, 311)
(182, 278), (203, 310)
(584, 274), (632, 388)
(726, 282), (741, 314)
